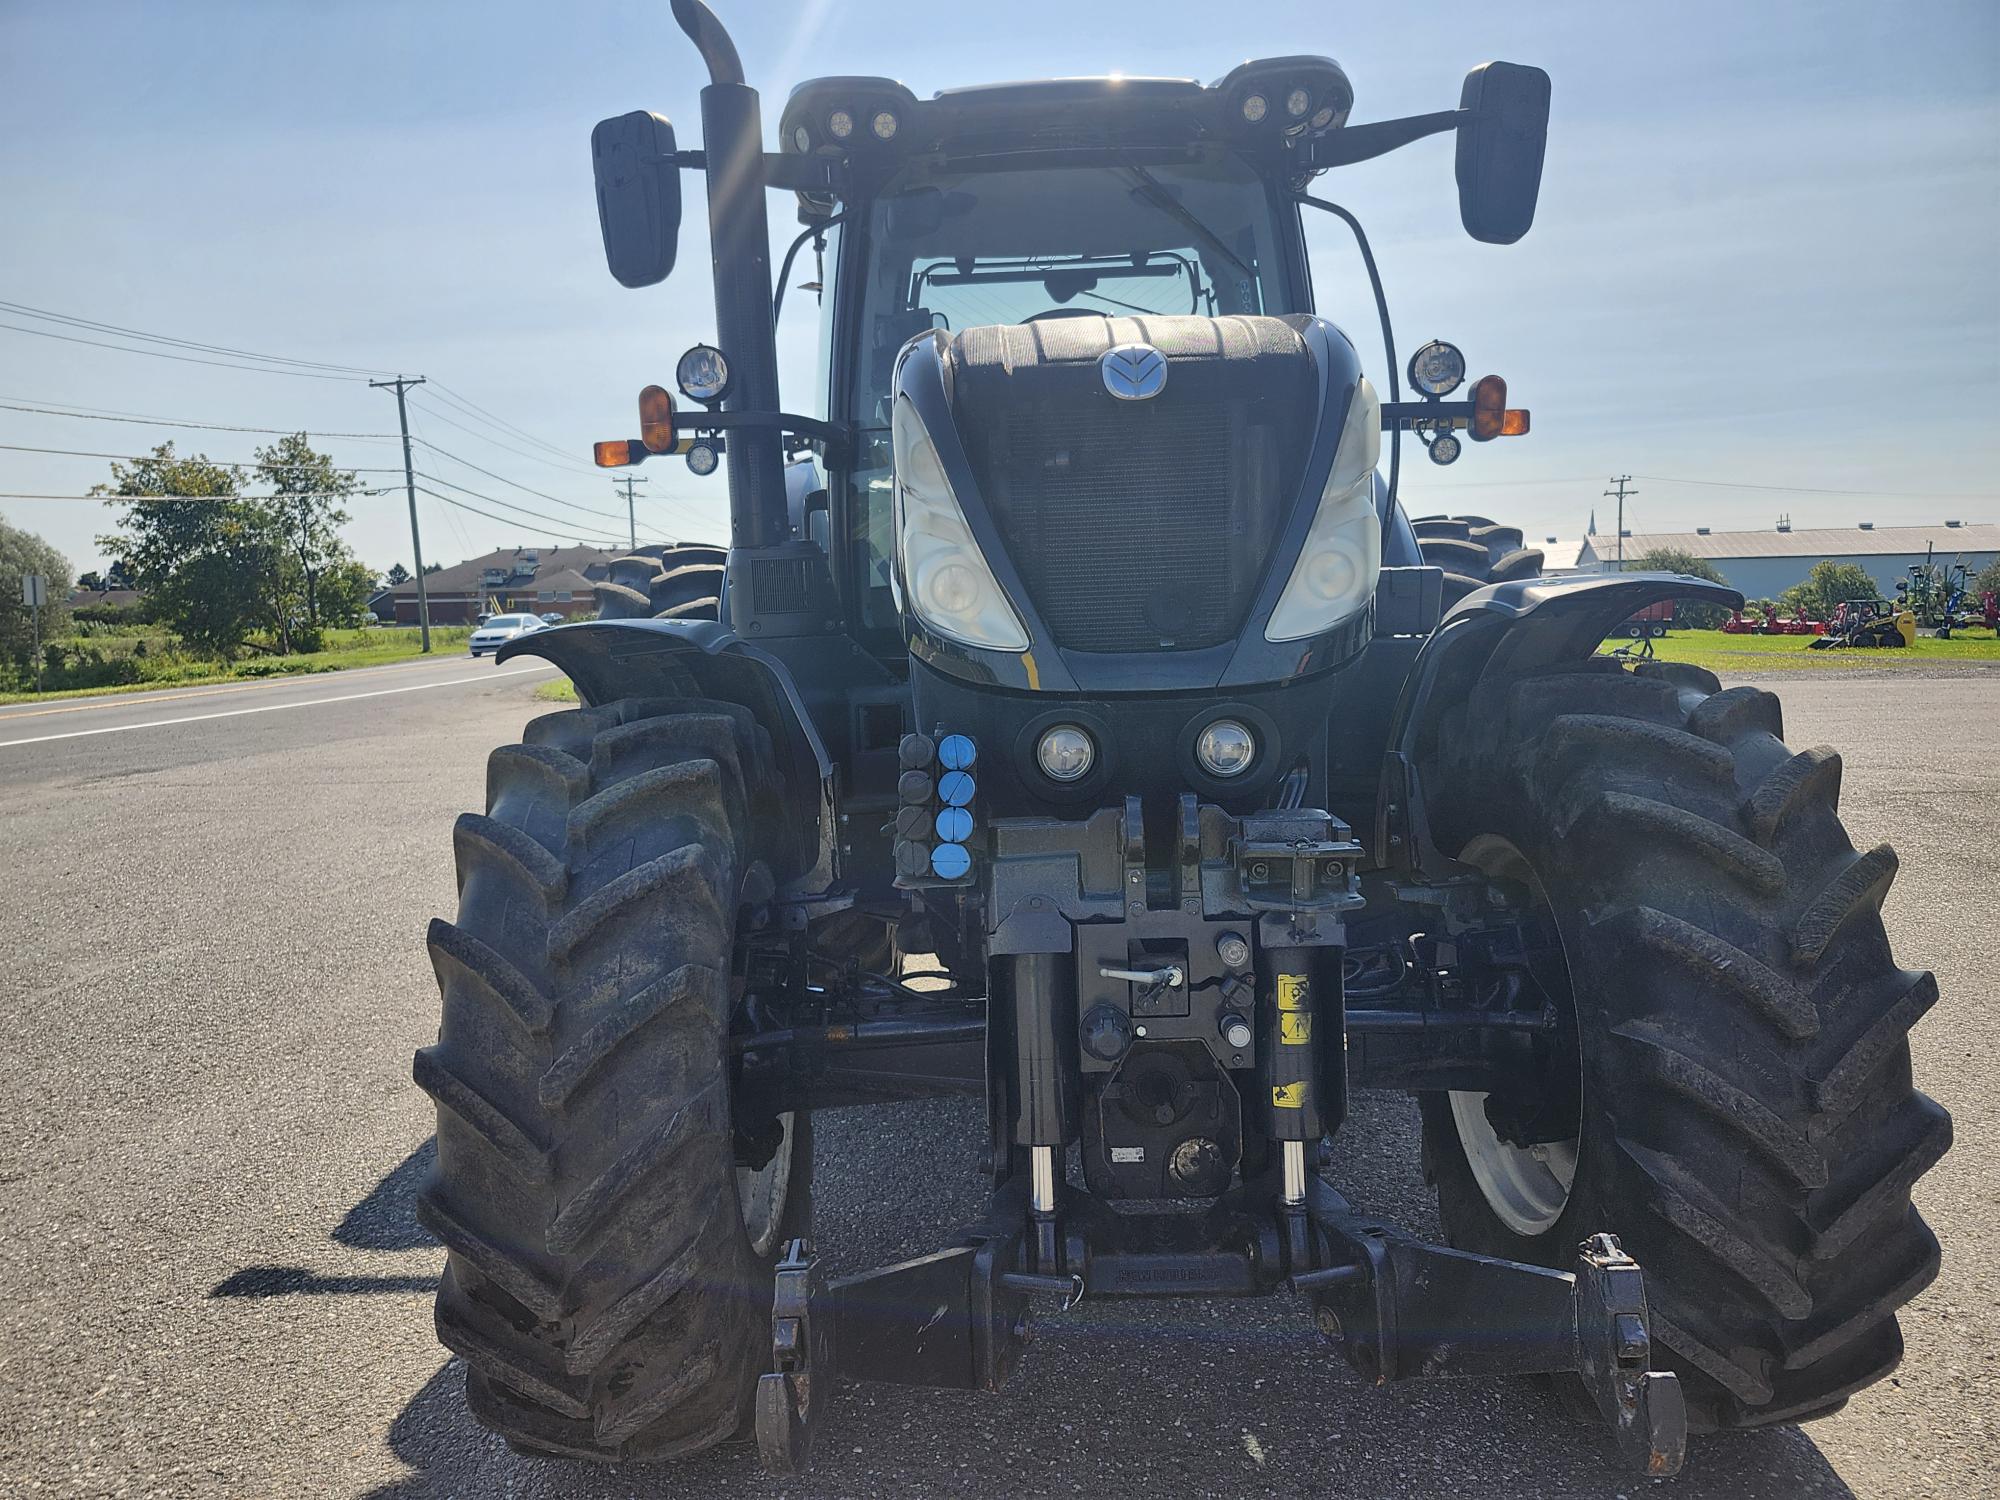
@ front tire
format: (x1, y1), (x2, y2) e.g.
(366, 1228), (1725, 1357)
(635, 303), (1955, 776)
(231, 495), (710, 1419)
(416, 695), (808, 1460)
(1419, 658), (1948, 1431)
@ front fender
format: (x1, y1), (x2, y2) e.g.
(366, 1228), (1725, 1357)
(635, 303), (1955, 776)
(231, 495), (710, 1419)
(1376, 572), (1741, 874)
(499, 618), (834, 889)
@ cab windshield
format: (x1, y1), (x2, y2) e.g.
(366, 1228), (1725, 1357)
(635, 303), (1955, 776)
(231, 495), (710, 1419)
(838, 156), (1294, 628)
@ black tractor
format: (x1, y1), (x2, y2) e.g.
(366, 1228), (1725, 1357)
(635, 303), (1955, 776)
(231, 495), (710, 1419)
(415, 0), (1948, 1475)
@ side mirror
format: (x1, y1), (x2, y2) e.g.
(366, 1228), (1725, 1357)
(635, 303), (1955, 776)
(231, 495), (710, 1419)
(591, 111), (682, 288)
(1455, 63), (1550, 245)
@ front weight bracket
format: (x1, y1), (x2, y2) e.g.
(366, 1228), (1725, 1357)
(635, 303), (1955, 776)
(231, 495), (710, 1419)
(1574, 1232), (1686, 1477)
(755, 1239), (828, 1473)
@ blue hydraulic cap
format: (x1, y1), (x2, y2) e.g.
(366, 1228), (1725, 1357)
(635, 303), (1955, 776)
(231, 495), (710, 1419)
(938, 769), (976, 807)
(935, 805), (973, 842)
(931, 842), (972, 880)
(938, 733), (977, 770)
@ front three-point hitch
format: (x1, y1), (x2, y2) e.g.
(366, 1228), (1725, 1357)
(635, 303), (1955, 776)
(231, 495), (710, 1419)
(754, 1178), (1686, 1477)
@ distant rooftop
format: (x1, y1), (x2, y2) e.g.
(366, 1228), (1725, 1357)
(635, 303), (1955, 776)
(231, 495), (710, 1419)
(384, 545), (620, 597)
(1579, 522), (1999, 566)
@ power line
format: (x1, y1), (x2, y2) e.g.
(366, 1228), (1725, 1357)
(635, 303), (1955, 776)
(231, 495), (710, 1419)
(0, 398), (401, 440)
(406, 476), (624, 548)
(0, 300), (395, 377)
(411, 439), (632, 522)
(1418, 470), (1992, 500)
(1630, 473), (1993, 500)
(0, 441), (406, 473)
(3, 490), (390, 503)
(412, 425), (711, 533)
(416, 486), (666, 547)
(424, 380), (591, 464)
(405, 394), (607, 477)
(0, 321), (365, 381)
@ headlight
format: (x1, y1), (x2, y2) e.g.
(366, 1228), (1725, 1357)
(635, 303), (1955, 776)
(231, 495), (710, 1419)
(676, 344), (730, 403)
(892, 396), (1030, 652)
(1266, 376), (1382, 642)
(1037, 726), (1096, 782)
(1195, 719), (1256, 778)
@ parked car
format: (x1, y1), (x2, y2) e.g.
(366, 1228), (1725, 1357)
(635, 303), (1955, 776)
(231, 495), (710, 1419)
(467, 612), (547, 658)
(539, 612), (565, 625)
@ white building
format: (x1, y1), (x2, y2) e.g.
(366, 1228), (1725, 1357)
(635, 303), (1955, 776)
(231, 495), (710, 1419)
(1574, 522), (1999, 601)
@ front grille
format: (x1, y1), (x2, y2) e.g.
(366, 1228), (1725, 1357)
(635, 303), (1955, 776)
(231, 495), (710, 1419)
(948, 316), (1317, 654)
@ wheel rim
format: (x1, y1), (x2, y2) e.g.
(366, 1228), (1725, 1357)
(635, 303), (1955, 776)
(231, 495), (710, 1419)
(1447, 834), (1582, 1237)
(737, 1111), (795, 1258)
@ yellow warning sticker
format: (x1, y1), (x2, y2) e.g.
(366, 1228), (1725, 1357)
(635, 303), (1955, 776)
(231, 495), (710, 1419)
(1276, 974), (1310, 1012)
(1271, 1080), (1308, 1109)
(1280, 1011), (1313, 1046)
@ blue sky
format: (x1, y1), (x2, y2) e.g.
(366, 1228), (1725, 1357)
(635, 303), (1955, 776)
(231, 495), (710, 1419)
(2, 0), (1995, 575)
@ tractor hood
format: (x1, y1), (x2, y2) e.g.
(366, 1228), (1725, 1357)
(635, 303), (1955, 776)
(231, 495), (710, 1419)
(890, 313), (1380, 694)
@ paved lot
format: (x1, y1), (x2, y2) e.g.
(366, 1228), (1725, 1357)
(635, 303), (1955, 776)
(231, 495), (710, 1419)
(0, 663), (1993, 1498)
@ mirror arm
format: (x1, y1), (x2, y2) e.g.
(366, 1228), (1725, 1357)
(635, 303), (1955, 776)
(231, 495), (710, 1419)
(774, 212), (848, 324)
(1297, 194), (1401, 519)
(1307, 108), (1464, 170)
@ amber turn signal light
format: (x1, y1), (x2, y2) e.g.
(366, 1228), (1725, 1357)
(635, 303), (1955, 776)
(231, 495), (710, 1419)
(593, 440), (638, 467)
(639, 384), (678, 453)
(1500, 409), (1530, 436)
(1469, 374), (1507, 441)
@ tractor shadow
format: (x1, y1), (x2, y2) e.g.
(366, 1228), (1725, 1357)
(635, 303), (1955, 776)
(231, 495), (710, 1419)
(208, 1137), (439, 1300)
(360, 1095), (1859, 1500)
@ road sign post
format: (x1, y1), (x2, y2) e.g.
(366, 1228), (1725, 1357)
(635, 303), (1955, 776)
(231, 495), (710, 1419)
(22, 573), (46, 693)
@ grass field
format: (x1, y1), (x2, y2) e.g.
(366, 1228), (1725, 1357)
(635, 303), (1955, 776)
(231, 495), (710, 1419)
(520, 628), (2000, 706)
(0, 626), (475, 705)
(1598, 627), (2000, 672)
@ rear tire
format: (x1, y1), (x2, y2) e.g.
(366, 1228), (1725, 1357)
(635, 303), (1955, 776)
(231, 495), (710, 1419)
(417, 696), (809, 1460)
(596, 545), (726, 623)
(1418, 658), (1947, 1431)
(1411, 513), (1546, 607)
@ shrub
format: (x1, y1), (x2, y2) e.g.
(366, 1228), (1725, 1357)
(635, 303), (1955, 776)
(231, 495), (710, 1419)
(1780, 561), (1883, 622)
(1626, 548), (1733, 629)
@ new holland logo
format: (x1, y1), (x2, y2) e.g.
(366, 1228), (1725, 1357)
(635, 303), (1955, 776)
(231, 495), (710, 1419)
(1100, 342), (1168, 401)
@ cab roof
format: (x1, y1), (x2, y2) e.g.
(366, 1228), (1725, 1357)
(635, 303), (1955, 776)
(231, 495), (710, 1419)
(778, 58), (1352, 172)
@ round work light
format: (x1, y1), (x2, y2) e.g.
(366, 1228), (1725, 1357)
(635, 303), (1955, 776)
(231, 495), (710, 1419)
(1195, 720), (1256, 778)
(1036, 725), (1096, 782)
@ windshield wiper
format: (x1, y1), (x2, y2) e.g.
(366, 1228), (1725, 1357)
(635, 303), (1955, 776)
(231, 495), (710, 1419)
(1123, 167), (1255, 283)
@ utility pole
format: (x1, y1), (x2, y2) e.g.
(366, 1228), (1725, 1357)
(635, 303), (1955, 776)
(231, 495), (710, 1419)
(371, 375), (432, 652)
(1604, 475), (1637, 572)
(613, 475), (647, 552)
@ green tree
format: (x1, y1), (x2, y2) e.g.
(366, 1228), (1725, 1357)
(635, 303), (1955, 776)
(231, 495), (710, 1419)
(316, 559), (381, 628)
(0, 519), (72, 679)
(254, 433), (359, 631)
(94, 443), (278, 659)
(384, 562), (412, 586)
(1627, 547), (1733, 628)
(1779, 560), (1882, 623)
(1972, 557), (2000, 600)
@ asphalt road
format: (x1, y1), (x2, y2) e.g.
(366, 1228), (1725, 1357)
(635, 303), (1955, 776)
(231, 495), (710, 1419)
(0, 661), (1993, 1499)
